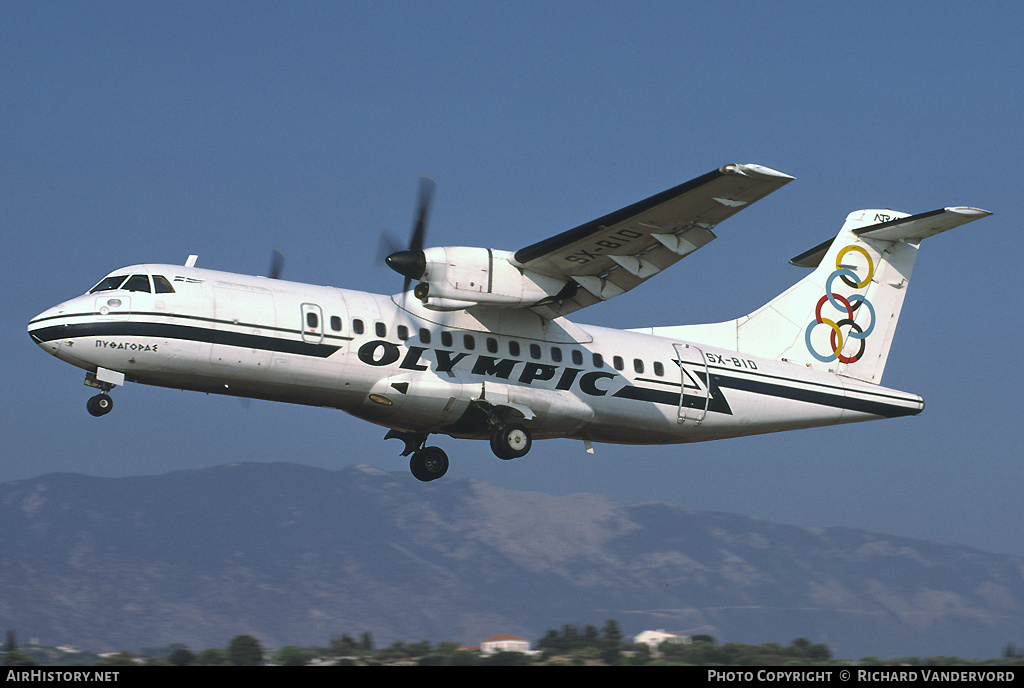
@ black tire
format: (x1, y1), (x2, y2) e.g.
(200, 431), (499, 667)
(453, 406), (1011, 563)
(490, 423), (532, 460)
(87, 393), (113, 417)
(410, 446), (449, 482)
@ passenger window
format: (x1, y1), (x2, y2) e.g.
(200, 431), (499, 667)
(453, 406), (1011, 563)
(571, 350), (583, 365)
(593, 353), (604, 368)
(306, 311), (319, 329)
(375, 322), (386, 337)
(330, 316), (342, 332)
(486, 337), (498, 354)
(123, 274), (151, 292)
(654, 361), (665, 377)
(463, 334), (475, 350)
(419, 328), (431, 344)
(530, 344), (541, 360)
(634, 359), (644, 374)
(509, 341), (520, 357)
(613, 356), (624, 371)
(352, 319), (364, 335)
(551, 347), (562, 362)
(397, 325), (409, 340)
(152, 275), (175, 293)
(441, 331), (453, 347)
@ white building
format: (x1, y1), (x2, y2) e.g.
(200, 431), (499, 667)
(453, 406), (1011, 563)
(481, 634), (531, 655)
(633, 630), (691, 653)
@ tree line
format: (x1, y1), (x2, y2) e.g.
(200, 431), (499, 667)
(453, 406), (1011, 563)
(3, 625), (1023, 666)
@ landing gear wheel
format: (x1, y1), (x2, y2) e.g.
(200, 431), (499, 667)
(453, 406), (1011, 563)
(87, 393), (113, 417)
(410, 446), (449, 482)
(490, 423), (532, 460)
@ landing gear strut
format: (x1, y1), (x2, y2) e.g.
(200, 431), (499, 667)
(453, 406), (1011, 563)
(490, 422), (532, 460)
(87, 393), (113, 417)
(84, 369), (120, 418)
(385, 415), (533, 482)
(385, 430), (449, 482)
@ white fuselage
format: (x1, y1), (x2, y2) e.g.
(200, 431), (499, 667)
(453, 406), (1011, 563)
(28, 263), (923, 449)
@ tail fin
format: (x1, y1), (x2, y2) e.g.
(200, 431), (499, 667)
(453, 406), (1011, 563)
(665, 206), (990, 383)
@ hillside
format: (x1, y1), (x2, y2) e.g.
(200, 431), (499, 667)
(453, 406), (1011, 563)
(1, 463), (1021, 659)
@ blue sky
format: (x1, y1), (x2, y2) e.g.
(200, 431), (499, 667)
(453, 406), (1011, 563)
(4, 2), (1022, 559)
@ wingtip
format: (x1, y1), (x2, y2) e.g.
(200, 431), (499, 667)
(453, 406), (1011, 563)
(723, 163), (796, 182)
(945, 206), (993, 218)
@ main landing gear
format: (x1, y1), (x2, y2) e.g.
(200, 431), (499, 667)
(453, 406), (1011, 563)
(409, 445), (449, 482)
(489, 422), (532, 460)
(386, 420), (534, 482)
(386, 430), (450, 482)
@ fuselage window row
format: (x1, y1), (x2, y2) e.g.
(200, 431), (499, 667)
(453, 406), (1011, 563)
(341, 320), (674, 379)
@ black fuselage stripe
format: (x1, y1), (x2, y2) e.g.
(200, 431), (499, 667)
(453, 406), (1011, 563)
(613, 384), (733, 415)
(30, 321), (342, 358)
(30, 310), (324, 340)
(30, 318), (918, 417)
(707, 364), (916, 405)
(714, 375), (918, 417)
(619, 378), (916, 418)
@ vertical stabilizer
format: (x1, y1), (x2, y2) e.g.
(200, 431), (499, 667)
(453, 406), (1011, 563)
(656, 206), (990, 384)
(753, 209), (916, 383)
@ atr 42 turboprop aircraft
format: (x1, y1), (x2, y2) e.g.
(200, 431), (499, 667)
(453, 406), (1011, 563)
(28, 164), (991, 482)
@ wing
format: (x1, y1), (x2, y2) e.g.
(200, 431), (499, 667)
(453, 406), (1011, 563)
(514, 163), (794, 318)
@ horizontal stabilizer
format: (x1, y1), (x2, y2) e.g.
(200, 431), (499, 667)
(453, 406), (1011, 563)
(790, 207), (991, 268)
(855, 206), (991, 242)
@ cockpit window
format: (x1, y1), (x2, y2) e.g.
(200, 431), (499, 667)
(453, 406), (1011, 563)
(89, 273), (172, 294)
(89, 275), (128, 293)
(123, 274), (151, 292)
(153, 275), (175, 293)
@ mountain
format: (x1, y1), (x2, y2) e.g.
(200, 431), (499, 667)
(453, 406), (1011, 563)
(0, 462), (1021, 659)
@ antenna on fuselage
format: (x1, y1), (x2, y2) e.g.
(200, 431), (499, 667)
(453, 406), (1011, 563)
(185, 255), (198, 267)
(268, 247), (285, 279)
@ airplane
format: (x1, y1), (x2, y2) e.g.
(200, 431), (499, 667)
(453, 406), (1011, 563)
(27, 163), (991, 482)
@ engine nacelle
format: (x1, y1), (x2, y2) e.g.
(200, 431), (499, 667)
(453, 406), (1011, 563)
(413, 247), (568, 311)
(355, 372), (595, 439)
(355, 373), (475, 430)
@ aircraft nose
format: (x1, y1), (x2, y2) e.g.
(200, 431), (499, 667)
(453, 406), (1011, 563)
(28, 307), (63, 355)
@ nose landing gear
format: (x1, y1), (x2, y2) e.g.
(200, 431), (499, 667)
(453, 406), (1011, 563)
(84, 368), (122, 418)
(87, 393), (113, 417)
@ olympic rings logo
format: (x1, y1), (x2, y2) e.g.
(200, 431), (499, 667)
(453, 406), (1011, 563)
(804, 245), (876, 364)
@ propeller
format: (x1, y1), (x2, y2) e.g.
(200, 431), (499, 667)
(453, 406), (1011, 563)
(376, 231), (401, 264)
(385, 174), (435, 292)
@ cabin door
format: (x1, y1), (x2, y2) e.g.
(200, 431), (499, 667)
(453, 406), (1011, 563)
(672, 342), (709, 425)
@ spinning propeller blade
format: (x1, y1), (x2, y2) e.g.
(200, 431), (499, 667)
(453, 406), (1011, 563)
(385, 175), (435, 292)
